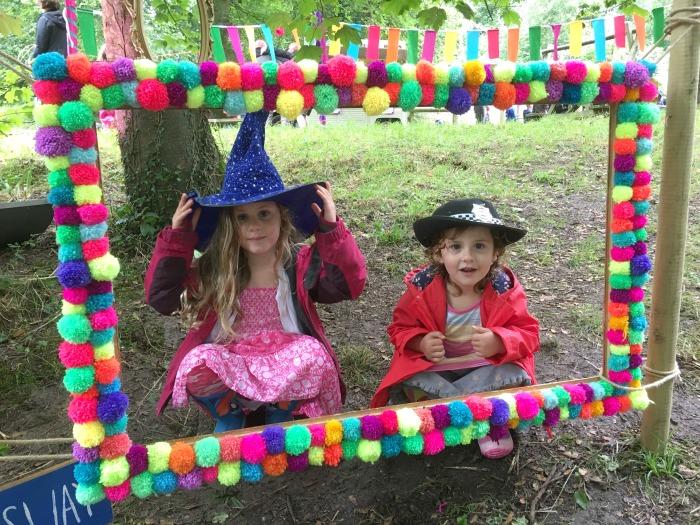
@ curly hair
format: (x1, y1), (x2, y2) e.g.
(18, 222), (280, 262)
(41, 1), (61, 11)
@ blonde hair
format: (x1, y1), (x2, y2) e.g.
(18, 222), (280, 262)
(180, 203), (296, 341)
(425, 226), (508, 295)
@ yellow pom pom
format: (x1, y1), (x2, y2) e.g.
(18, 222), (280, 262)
(401, 63), (417, 82)
(147, 442), (172, 473)
(276, 89), (304, 120)
(134, 59), (158, 80)
(609, 261), (630, 275)
(324, 420), (343, 446)
(297, 59), (318, 83)
(608, 316), (629, 330)
(434, 64), (449, 85)
(218, 461), (241, 486)
(584, 61), (601, 82)
(493, 61), (516, 82)
(508, 418), (520, 429)
(46, 156), (69, 171)
(460, 425), (474, 445)
(355, 62), (368, 84)
(590, 400), (604, 417)
(615, 122), (638, 139)
(62, 300), (86, 315)
(73, 421), (105, 448)
(609, 344), (631, 356)
(80, 85), (104, 112)
(94, 342), (115, 360)
(612, 185), (633, 203)
(243, 90), (264, 112)
(624, 88), (640, 102)
(635, 154), (652, 172)
(396, 407), (421, 437)
(629, 390), (649, 410)
(34, 104), (60, 126)
(464, 60), (486, 86)
(88, 253), (121, 281)
(186, 86), (205, 108)
(99, 457), (130, 487)
(362, 86), (390, 116)
(74, 185), (102, 205)
(308, 446), (324, 466)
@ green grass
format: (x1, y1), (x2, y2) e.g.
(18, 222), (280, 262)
(569, 234), (605, 271)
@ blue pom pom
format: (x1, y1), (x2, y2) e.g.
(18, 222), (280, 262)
(489, 398), (510, 426)
(104, 415), (128, 436)
(86, 293), (114, 313)
(631, 274), (650, 287)
(224, 91), (247, 116)
(380, 434), (403, 458)
(448, 66), (465, 87)
(90, 328), (115, 347)
(608, 354), (630, 372)
(262, 426), (285, 455)
(630, 316), (648, 331)
(639, 59), (657, 76)
(477, 83), (495, 105)
(446, 87), (472, 115)
(636, 138), (653, 155)
(612, 232), (637, 247)
(614, 171), (635, 186)
(48, 186), (75, 206)
(568, 404), (582, 419)
(152, 471), (178, 494)
(342, 418), (361, 441)
(612, 62), (626, 84)
(32, 52), (67, 80)
(98, 378), (122, 394)
(80, 223), (108, 241)
(589, 382), (606, 400)
(530, 61), (550, 82)
(58, 243), (83, 263)
(633, 200), (650, 215)
(74, 461), (101, 484)
(542, 390), (558, 410)
(121, 81), (140, 107)
(448, 401), (472, 427)
(560, 83), (582, 104)
(69, 148), (98, 165)
(98, 392), (129, 424)
(57, 260), (92, 288)
(618, 102), (640, 123)
(240, 461), (263, 483)
(178, 61), (201, 89)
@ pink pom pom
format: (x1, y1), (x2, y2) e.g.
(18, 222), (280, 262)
(68, 395), (98, 423)
(608, 370), (632, 384)
(241, 434), (266, 464)
(69, 164), (100, 185)
(565, 60), (587, 84)
(423, 430), (445, 456)
(420, 84), (435, 106)
(634, 171), (651, 185)
(607, 329), (627, 345)
(609, 84), (626, 102)
(104, 480), (131, 502)
(602, 396), (621, 416)
(72, 129), (97, 149)
(100, 433), (132, 459)
(563, 385), (586, 405)
(90, 307), (118, 330)
(327, 55), (356, 87)
(90, 62), (116, 89)
(416, 408), (435, 433)
(136, 79), (170, 111)
(630, 287), (644, 302)
(309, 424), (325, 447)
(240, 63), (264, 90)
(638, 81), (658, 102)
(59, 341), (94, 367)
(202, 466), (218, 484)
(54, 206), (81, 226)
(515, 393), (539, 420)
(380, 410), (399, 435)
(632, 215), (647, 229)
(33, 80), (62, 104)
(82, 238), (110, 260)
(514, 83), (530, 104)
(465, 396), (492, 420)
(63, 287), (88, 304)
(275, 27), (285, 37)
(549, 62), (567, 81)
(199, 61), (218, 86)
(637, 124), (653, 139)
(78, 203), (109, 225)
(220, 435), (241, 461)
(611, 246), (634, 261)
(278, 61), (305, 90)
(300, 84), (315, 109)
(613, 202), (635, 219)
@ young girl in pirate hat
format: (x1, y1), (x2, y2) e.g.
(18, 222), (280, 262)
(371, 198), (539, 458)
(145, 111), (367, 432)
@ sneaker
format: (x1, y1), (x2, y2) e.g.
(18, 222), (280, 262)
(478, 432), (514, 459)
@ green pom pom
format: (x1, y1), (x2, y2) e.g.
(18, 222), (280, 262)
(46, 156), (70, 171)
(355, 62), (368, 84)
(638, 103), (660, 124)
(262, 61), (278, 85)
(493, 61), (516, 82)
(341, 439), (358, 460)
(99, 456), (130, 487)
(443, 426), (462, 447)
(313, 84), (338, 115)
(147, 442), (172, 474)
(131, 471), (154, 499)
(513, 63), (532, 83)
(551, 386), (571, 407)
(610, 274), (632, 289)
(628, 329), (644, 345)
(58, 101), (95, 132)
(631, 367), (643, 381)
(629, 302), (645, 317)
(218, 461), (241, 486)
(48, 169), (71, 188)
(528, 80), (547, 102)
(618, 102), (640, 123)
(101, 84), (125, 109)
(204, 85), (225, 108)
(308, 446), (324, 466)
(460, 425), (474, 445)
(472, 420), (490, 439)
(80, 85), (104, 112)
(357, 439), (382, 464)
(285, 425), (312, 455)
(399, 81), (422, 112)
(58, 314), (92, 344)
(635, 228), (648, 242)
(612, 185), (633, 203)
(298, 59), (318, 83)
(615, 122), (638, 139)
(559, 406), (570, 420)
(402, 434), (424, 455)
(134, 59), (158, 80)
(601, 381), (615, 397)
(34, 104), (60, 126)
(386, 62), (403, 83)
(186, 85), (205, 108)
(75, 483), (105, 506)
(579, 82), (599, 104)
(243, 90), (264, 112)
(630, 390), (649, 410)
(88, 254), (121, 281)
(433, 84), (450, 108)
(157, 59), (180, 83)
(533, 409), (545, 426)
(195, 436), (221, 467)
(63, 365), (95, 393)
(56, 225), (81, 244)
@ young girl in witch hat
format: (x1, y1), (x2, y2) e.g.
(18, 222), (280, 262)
(145, 111), (367, 432)
(371, 199), (539, 458)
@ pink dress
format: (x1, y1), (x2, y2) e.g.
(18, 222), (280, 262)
(171, 288), (342, 418)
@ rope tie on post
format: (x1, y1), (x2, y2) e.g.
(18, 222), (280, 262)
(598, 362), (681, 393)
(640, 7), (700, 64)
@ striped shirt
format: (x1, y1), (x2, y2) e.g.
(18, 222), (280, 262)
(430, 301), (490, 372)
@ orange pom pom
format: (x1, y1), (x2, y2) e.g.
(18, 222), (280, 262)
(324, 444), (342, 466)
(608, 315), (629, 331)
(415, 60), (435, 85)
(629, 344), (643, 355)
(94, 358), (120, 384)
(613, 138), (636, 155)
(611, 218), (633, 233)
(632, 185), (651, 200)
(529, 390), (545, 407)
(493, 82), (516, 110)
(623, 88), (639, 102)
(67, 53), (92, 84)
(590, 400), (604, 417)
(599, 62), (613, 82)
(351, 84), (367, 106)
(467, 86), (480, 103)
(617, 396), (632, 412)
(385, 82), (401, 105)
(217, 62), (242, 90)
(580, 403), (592, 419)
(169, 442), (196, 474)
(608, 302), (629, 317)
(262, 453), (288, 476)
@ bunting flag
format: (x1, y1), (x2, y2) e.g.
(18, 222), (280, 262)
(243, 26), (257, 62)
(226, 26), (245, 64)
(210, 27), (226, 63)
(261, 24), (276, 62)
(528, 26), (541, 60)
(328, 24), (342, 56)
(386, 27), (400, 62)
(592, 18), (607, 62)
(507, 27), (519, 62)
(291, 28), (301, 47)
(633, 14), (646, 51)
(614, 15), (626, 48)
(406, 29), (419, 64)
(466, 30), (480, 60)
(551, 24), (561, 60)
(366, 25), (380, 61)
(652, 7), (666, 47)
(569, 20), (583, 56)
(443, 30), (457, 63)
(421, 29), (436, 62)
(346, 23), (361, 59)
(76, 8), (97, 58)
(487, 28), (499, 59)
(64, 0), (78, 54)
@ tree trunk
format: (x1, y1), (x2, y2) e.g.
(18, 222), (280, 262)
(100, 0), (220, 234)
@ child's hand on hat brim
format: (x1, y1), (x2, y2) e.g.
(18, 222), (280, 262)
(311, 182), (336, 224)
(172, 193), (201, 232)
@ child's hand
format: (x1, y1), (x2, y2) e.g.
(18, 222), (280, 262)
(419, 331), (446, 362)
(172, 193), (201, 231)
(311, 182), (337, 224)
(471, 326), (505, 358)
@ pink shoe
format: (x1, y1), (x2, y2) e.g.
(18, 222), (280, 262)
(478, 433), (514, 459)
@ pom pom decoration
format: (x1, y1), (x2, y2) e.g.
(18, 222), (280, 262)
(362, 86), (390, 116)
(278, 61), (305, 90)
(313, 84), (339, 114)
(33, 52), (67, 81)
(136, 79), (170, 111)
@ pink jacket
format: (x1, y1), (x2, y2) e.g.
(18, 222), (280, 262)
(144, 219), (367, 415)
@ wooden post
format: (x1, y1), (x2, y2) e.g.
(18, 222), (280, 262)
(640, 0), (700, 453)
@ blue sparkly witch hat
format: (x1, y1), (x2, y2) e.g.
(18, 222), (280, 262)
(192, 111), (322, 250)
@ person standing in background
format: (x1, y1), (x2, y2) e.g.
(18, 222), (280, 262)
(33, 0), (67, 58)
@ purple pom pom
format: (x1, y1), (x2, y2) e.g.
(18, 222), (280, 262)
(167, 82), (187, 107)
(262, 84), (280, 111)
(112, 58), (136, 82)
(614, 155), (636, 171)
(87, 280), (113, 294)
(127, 444), (149, 476)
(488, 424), (509, 441)
(57, 260), (92, 288)
(543, 407), (560, 427)
(35, 126), (72, 157)
(59, 79), (82, 101)
(546, 80), (563, 101)
(630, 354), (643, 368)
(73, 443), (99, 462)
(610, 289), (630, 303)
(337, 86), (352, 106)
(624, 61), (649, 88)
(633, 241), (648, 256)
(446, 87), (471, 115)
(484, 64), (494, 83)
(287, 451), (309, 472)
(430, 405), (450, 430)
(631, 255), (652, 275)
(97, 392), (129, 424)
(262, 426), (285, 455)
(597, 82), (611, 103)
(200, 61), (218, 86)
(317, 63), (332, 84)
(179, 467), (203, 490)
(367, 61), (388, 88)
(489, 398), (510, 426)
(579, 384), (595, 403)
(360, 415), (383, 440)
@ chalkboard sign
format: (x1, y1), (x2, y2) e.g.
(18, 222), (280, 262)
(1, 461), (112, 525)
